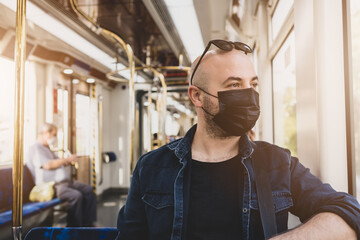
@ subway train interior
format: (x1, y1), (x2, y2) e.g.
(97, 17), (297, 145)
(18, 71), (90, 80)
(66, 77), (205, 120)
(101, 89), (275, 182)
(0, 0), (360, 239)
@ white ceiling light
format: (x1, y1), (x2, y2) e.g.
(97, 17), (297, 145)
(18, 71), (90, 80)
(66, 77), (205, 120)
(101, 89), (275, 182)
(163, 0), (204, 62)
(0, 0), (116, 71)
(86, 78), (95, 83)
(63, 68), (73, 74)
(232, 5), (239, 15)
(72, 79), (80, 84)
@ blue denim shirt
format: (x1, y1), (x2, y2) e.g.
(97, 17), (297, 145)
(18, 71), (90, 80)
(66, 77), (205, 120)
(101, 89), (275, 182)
(116, 125), (360, 240)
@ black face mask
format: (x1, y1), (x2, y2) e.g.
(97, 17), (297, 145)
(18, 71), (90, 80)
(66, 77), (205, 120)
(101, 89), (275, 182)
(199, 87), (260, 136)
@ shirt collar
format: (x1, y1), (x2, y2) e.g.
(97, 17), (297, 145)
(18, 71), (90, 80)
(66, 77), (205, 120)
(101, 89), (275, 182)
(168, 124), (197, 162)
(238, 134), (254, 159)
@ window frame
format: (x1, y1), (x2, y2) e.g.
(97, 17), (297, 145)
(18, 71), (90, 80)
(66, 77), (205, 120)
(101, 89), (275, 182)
(343, 0), (357, 197)
(267, 0), (296, 149)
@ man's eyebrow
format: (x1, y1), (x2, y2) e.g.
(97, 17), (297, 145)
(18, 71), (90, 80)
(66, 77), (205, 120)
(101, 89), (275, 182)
(251, 76), (259, 81)
(222, 76), (259, 85)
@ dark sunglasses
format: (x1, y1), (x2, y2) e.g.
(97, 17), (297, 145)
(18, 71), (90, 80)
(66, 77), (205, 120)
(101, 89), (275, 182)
(190, 39), (253, 85)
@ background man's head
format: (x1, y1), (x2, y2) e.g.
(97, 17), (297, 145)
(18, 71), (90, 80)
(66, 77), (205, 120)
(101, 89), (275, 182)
(39, 123), (57, 146)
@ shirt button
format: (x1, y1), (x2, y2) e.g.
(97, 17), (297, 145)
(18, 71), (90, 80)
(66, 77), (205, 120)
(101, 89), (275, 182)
(242, 208), (248, 213)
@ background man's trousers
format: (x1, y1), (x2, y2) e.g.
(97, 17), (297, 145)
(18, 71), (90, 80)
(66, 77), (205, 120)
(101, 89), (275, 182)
(54, 180), (97, 226)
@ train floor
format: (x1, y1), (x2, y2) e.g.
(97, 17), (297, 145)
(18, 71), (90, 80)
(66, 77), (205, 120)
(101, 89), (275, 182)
(54, 192), (127, 228)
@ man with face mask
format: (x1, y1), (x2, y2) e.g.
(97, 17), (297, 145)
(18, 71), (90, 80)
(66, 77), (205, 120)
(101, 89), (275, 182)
(26, 123), (97, 227)
(116, 40), (360, 240)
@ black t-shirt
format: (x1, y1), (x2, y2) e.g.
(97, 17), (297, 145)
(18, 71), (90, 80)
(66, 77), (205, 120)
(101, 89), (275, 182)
(187, 155), (244, 240)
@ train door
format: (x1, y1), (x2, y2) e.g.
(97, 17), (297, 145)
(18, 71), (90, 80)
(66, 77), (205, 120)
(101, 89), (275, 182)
(55, 70), (97, 187)
(72, 80), (92, 185)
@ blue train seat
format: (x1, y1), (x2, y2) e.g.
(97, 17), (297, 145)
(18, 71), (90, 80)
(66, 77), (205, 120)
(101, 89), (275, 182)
(0, 166), (64, 239)
(24, 227), (118, 240)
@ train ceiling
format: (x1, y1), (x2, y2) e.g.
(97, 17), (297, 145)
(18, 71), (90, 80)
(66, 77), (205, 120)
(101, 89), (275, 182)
(53, 0), (184, 78)
(49, 0), (248, 85)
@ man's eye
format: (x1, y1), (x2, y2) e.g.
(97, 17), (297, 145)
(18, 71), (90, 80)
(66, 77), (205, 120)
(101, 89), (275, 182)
(231, 83), (240, 88)
(252, 82), (258, 88)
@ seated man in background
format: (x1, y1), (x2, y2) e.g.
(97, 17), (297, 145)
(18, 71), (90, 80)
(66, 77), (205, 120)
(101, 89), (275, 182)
(26, 123), (97, 227)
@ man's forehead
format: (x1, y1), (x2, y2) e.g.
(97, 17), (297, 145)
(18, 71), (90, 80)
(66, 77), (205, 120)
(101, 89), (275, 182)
(190, 48), (256, 87)
(203, 51), (255, 72)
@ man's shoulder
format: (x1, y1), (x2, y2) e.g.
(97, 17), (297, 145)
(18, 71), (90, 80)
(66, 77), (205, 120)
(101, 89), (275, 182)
(253, 140), (291, 154)
(27, 142), (42, 158)
(252, 140), (292, 164)
(29, 141), (45, 151)
(137, 139), (182, 168)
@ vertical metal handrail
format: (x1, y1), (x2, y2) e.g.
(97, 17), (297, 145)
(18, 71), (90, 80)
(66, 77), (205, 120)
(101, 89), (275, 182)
(91, 84), (97, 193)
(147, 87), (153, 150)
(12, 0), (27, 239)
(98, 95), (103, 185)
(153, 72), (167, 147)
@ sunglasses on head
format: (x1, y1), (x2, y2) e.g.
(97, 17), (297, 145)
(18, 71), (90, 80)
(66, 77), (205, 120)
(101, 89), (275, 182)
(190, 39), (253, 85)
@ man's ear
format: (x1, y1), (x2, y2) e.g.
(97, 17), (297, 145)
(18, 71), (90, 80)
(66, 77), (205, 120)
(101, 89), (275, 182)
(188, 85), (203, 107)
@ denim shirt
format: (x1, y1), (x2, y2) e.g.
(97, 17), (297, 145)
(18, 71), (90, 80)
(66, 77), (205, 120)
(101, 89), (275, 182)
(116, 125), (360, 240)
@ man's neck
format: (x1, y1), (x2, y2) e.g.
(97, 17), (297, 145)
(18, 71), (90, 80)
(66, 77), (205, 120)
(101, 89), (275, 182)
(191, 124), (240, 162)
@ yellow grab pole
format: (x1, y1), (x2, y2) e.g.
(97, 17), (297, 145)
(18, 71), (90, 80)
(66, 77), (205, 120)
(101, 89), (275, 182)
(12, 0), (27, 239)
(157, 74), (167, 147)
(91, 84), (97, 193)
(98, 95), (103, 185)
(126, 44), (136, 173)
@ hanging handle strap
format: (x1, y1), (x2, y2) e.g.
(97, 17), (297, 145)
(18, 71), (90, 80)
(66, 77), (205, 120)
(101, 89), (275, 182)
(251, 148), (278, 239)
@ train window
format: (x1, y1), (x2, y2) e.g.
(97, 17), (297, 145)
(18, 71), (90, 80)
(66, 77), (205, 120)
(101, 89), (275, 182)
(0, 58), (35, 164)
(0, 56), (14, 164)
(75, 93), (91, 156)
(165, 112), (180, 140)
(349, 0), (360, 199)
(271, 0), (294, 40)
(272, 30), (297, 157)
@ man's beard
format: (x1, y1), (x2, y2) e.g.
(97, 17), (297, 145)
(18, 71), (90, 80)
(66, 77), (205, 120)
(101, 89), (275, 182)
(202, 95), (231, 139)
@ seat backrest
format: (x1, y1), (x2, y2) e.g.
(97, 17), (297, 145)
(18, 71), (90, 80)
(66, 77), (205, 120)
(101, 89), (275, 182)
(24, 227), (118, 240)
(23, 165), (36, 203)
(0, 165), (35, 212)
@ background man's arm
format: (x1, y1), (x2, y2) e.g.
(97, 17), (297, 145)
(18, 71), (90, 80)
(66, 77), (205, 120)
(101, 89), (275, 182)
(271, 212), (356, 240)
(41, 155), (77, 170)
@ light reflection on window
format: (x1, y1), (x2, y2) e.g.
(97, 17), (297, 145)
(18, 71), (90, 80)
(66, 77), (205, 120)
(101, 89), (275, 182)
(272, 30), (297, 156)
